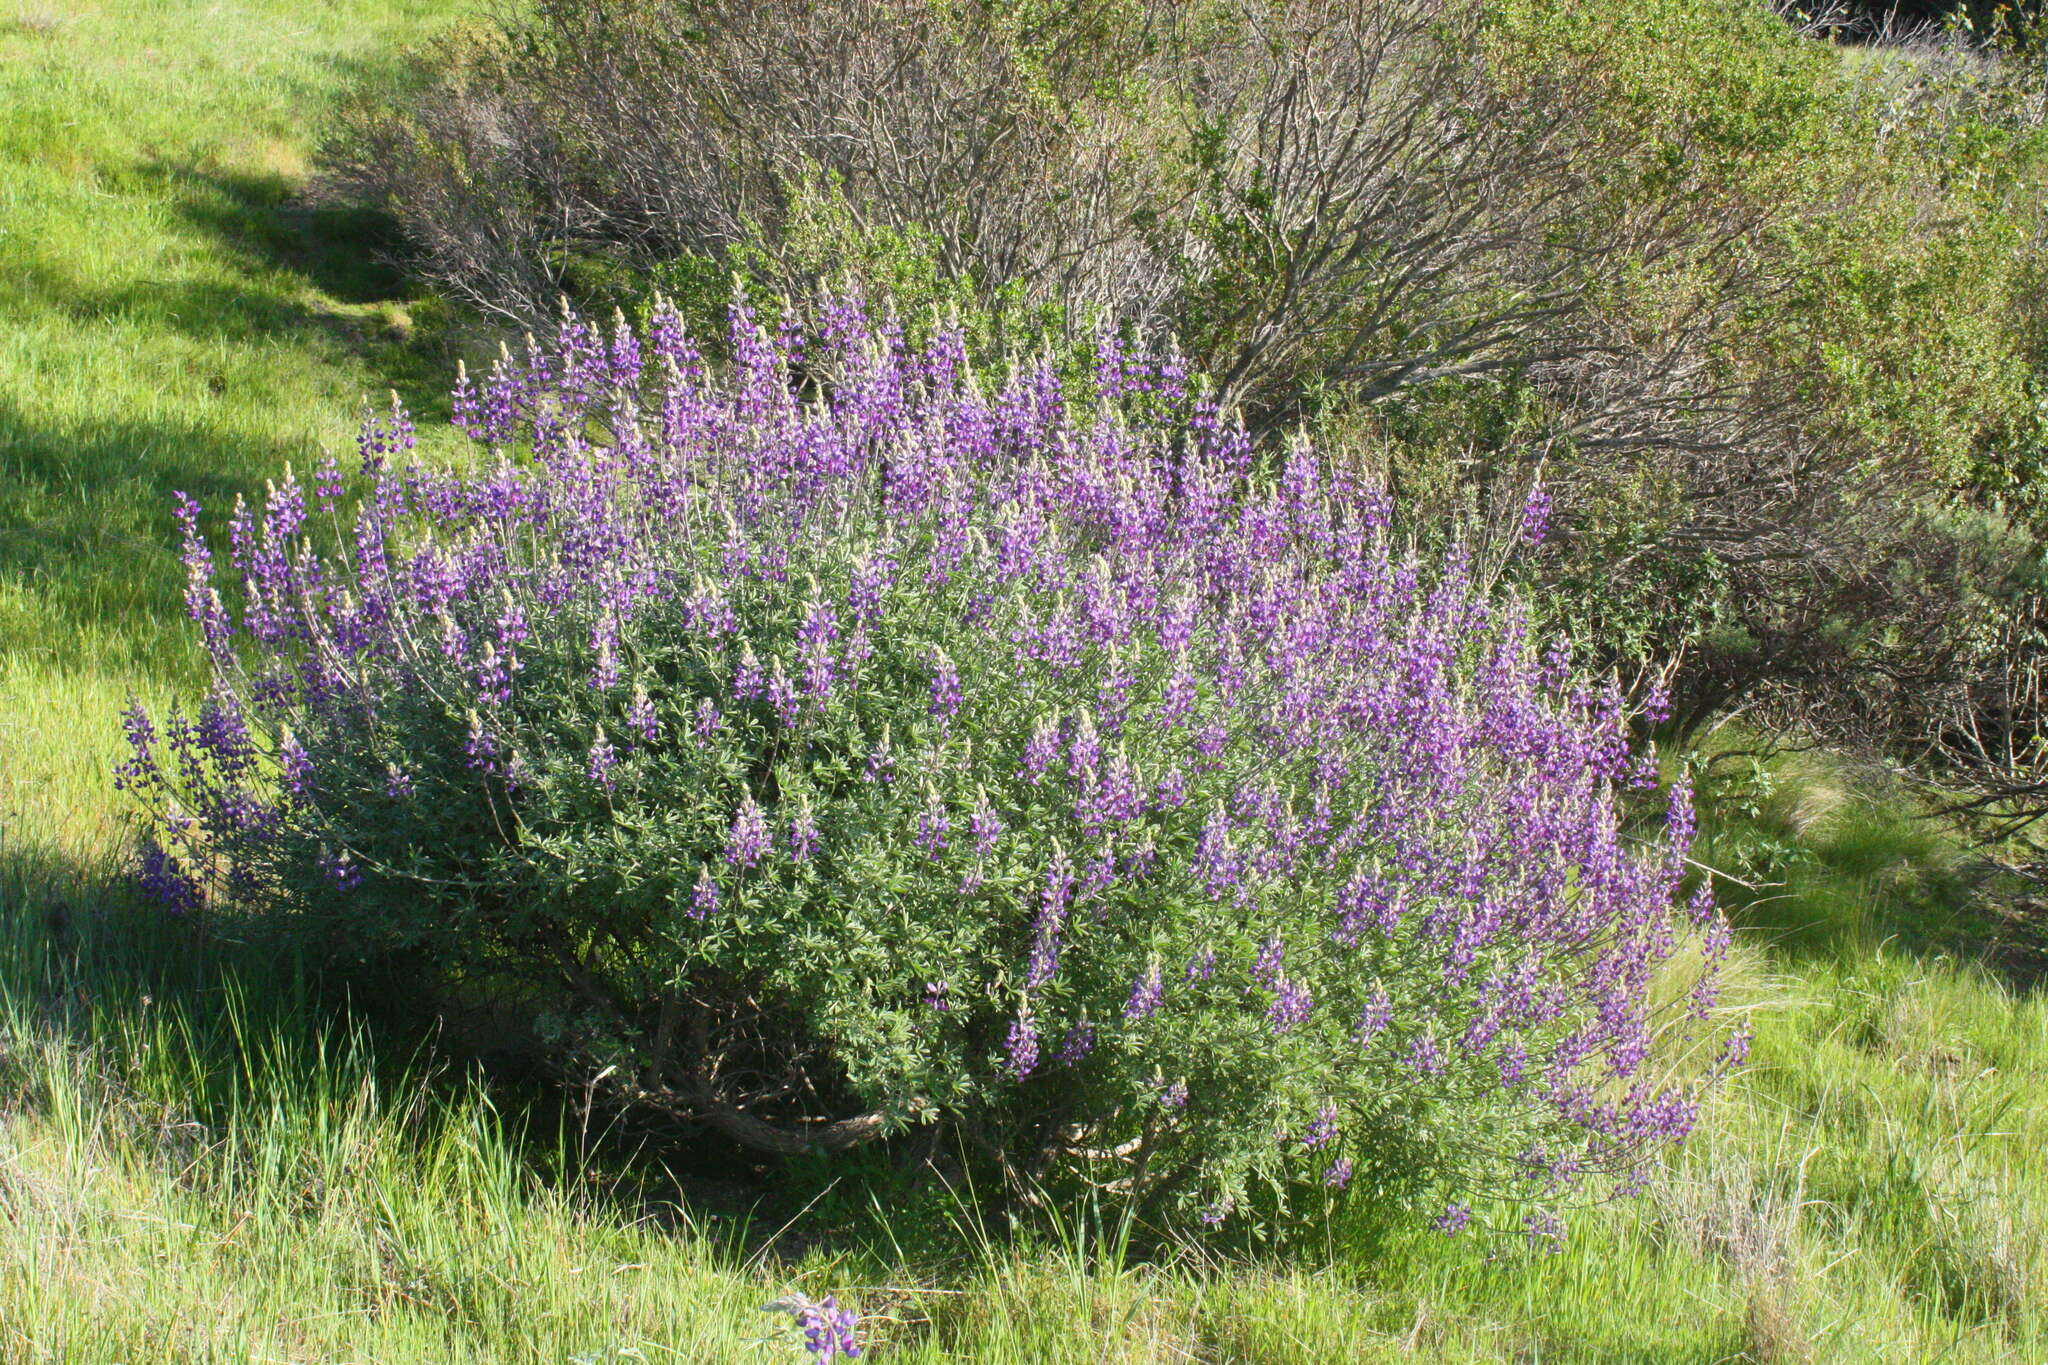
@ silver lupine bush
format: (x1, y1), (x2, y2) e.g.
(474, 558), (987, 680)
(120, 299), (1743, 1234)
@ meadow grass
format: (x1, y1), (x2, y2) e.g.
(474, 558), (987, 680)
(0, 3), (2042, 1360)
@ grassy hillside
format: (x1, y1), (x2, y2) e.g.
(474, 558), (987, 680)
(0, 3), (2041, 1360)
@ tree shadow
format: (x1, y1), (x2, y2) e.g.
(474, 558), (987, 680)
(74, 157), (461, 404)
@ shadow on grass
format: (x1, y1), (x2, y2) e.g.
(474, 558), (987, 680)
(1686, 763), (2048, 992)
(0, 830), (870, 1254)
(0, 161), (471, 669)
(0, 395), (275, 656)
(45, 158), (459, 404)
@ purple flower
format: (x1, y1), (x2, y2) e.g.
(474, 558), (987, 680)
(967, 792), (1003, 856)
(1252, 934), (1285, 989)
(726, 794), (770, 868)
(1267, 978), (1312, 1034)
(279, 732), (314, 797)
(627, 687), (658, 744)
(1432, 1202), (1472, 1236)
(1004, 1011), (1040, 1079)
(317, 846), (362, 890)
(1123, 962), (1164, 1021)
(464, 711), (497, 772)
(588, 622), (620, 691)
(1057, 1020), (1096, 1066)
(864, 727), (896, 784)
(787, 1294), (861, 1362)
(1520, 480), (1552, 546)
(689, 866), (719, 918)
(1404, 1028), (1447, 1076)
(1298, 1104), (1339, 1151)
(586, 727), (620, 790)
(1354, 985), (1393, 1046)
(914, 787), (950, 857)
(1020, 715), (1058, 785)
(1322, 1158), (1353, 1189)
(789, 802), (822, 862)
(692, 696), (723, 748)
(137, 838), (199, 913)
(928, 649), (963, 726)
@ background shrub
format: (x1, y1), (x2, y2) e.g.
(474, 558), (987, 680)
(321, 0), (2048, 834)
(121, 301), (1740, 1236)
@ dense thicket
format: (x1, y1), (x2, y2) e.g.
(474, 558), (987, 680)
(321, 2), (2048, 811)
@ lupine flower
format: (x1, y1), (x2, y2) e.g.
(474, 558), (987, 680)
(690, 865), (719, 918)
(928, 649), (963, 726)
(137, 838), (199, 913)
(789, 802), (822, 862)
(1405, 1028), (1447, 1076)
(1323, 1158), (1353, 1189)
(1005, 1011), (1039, 1079)
(1267, 978), (1312, 1034)
(1021, 714), (1058, 784)
(1123, 962), (1164, 1021)
(463, 710), (496, 771)
(1299, 1104), (1339, 1151)
(796, 1294), (862, 1361)
(1520, 481), (1552, 546)
(1252, 935), (1285, 988)
(1523, 1208), (1565, 1251)
(967, 791), (1003, 856)
(763, 1294), (862, 1363)
(317, 846), (362, 890)
(726, 794), (770, 868)
(279, 731), (314, 797)
(1641, 681), (1673, 725)
(1057, 1020), (1095, 1065)
(692, 696), (722, 748)
(864, 726), (896, 784)
(1344, 988), (1388, 1050)
(587, 727), (620, 789)
(914, 785), (950, 857)
(627, 686), (658, 744)
(1432, 1203), (1472, 1235)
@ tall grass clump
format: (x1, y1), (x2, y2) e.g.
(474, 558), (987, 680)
(116, 297), (1742, 1237)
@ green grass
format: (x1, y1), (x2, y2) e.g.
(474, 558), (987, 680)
(0, 0), (464, 870)
(0, 3), (2043, 1360)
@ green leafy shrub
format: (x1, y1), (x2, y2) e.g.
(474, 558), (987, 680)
(120, 302), (1740, 1237)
